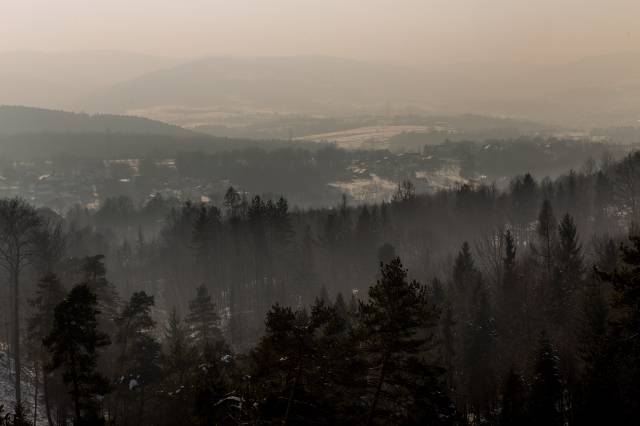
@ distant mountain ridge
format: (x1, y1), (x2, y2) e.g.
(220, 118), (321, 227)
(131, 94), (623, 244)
(80, 53), (640, 128)
(80, 55), (424, 115)
(3, 51), (640, 128)
(0, 105), (195, 136)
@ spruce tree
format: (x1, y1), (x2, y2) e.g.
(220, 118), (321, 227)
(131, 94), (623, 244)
(498, 230), (522, 360)
(575, 276), (619, 425)
(44, 284), (110, 426)
(528, 334), (563, 426)
(503, 230), (517, 294)
(114, 291), (161, 424)
(553, 213), (584, 322)
(596, 235), (640, 422)
(186, 284), (222, 348)
(452, 242), (476, 293)
(163, 307), (191, 381)
(462, 281), (497, 419)
(535, 199), (557, 282)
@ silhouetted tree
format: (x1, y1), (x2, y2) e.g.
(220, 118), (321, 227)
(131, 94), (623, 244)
(0, 198), (43, 406)
(359, 258), (453, 425)
(44, 284), (110, 425)
(186, 284), (223, 349)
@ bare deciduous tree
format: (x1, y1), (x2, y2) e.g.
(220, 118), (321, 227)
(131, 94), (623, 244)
(0, 198), (43, 406)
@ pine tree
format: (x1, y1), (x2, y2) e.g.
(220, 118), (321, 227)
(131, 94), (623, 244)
(10, 404), (30, 426)
(595, 237), (618, 274)
(535, 199), (557, 282)
(159, 308), (194, 426)
(192, 338), (237, 425)
(498, 230), (522, 358)
(333, 292), (350, 327)
(528, 334), (563, 426)
(28, 274), (66, 344)
(82, 255), (120, 331)
(223, 186), (242, 220)
(294, 225), (320, 303)
(553, 213), (584, 322)
(191, 204), (221, 286)
(392, 179), (416, 203)
(251, 301), (366, 424)
(272, 197), (294, 247)
(114, 291), (161, 424)
(318, 284), (330, 304)
(462, 281), (497, 419)
(44, 284), (110, 426)
(575, 276), (619, 425)
(376, 242), (396, 265)
(359, 258), (453, 425)
(163, 307), (191, 380)
(251, 305), (321, 423)
(503, 230), (517, 293)
(186, 284), (222, 349)
(440, 301), (456, 392)
(452, 241), (477, 293)
(596, 235), (640, 422)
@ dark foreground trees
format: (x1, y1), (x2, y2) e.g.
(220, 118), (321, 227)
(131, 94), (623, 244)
(0, 198), (43, 407)
(7, 150), (640, 424)
(359, 258), (453, 425)
(7, 237), (640, 425)
(44, 284), (110, 426)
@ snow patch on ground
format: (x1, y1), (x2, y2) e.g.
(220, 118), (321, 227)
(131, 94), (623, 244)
(298, 125), (431, 150)
(414, 165), (469, 190)
(328, 174), (397, 203)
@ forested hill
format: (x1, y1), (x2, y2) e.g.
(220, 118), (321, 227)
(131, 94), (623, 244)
(0, 105), (195, 136)
(0, 105), (322, 159)
(1, 149), (639, 424)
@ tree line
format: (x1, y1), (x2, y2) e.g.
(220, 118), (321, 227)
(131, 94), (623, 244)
(2, 151), (640, 424)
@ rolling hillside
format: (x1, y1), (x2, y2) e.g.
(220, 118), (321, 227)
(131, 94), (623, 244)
(0, 105), (195, 136)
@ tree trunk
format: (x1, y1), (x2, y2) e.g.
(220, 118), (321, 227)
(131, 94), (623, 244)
(283, 363), (302, 425)
(138, 386), (145, 426)
(13, 269), (21, 407)
(366, 353), (390, 426)
(33, 360), (38, 425)
(73, 378), (81, 423)
(43, 366), (54, 426)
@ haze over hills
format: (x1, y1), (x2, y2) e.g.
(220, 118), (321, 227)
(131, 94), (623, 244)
(0, 50), (179, 110)
(80, 56), (425, 117)
(77, 52), (640, 129)
(2, 50), (640, 131)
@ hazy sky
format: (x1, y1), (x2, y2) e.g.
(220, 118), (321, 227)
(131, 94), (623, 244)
(2, 0), (639, 65)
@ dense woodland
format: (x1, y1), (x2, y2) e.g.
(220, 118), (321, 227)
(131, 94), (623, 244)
(1, 149), (640, 424)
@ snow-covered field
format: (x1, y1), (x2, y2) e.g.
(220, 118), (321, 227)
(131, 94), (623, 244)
(329, 174), (397, 203)
(414, 165), (469, 190)
(329, 164), (470, 203)
(298, 125), (431, 150)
